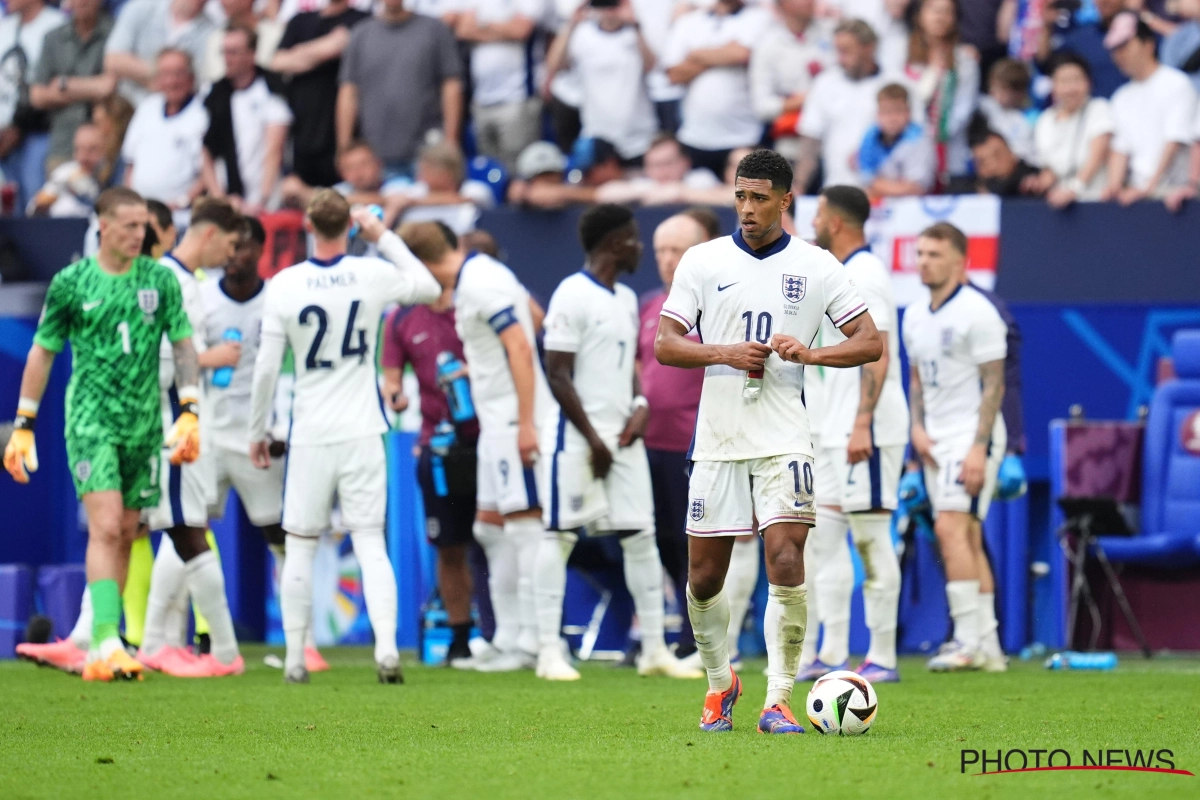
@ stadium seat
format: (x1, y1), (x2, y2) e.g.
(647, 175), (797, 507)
(1093, 330), (1200, 567)
(467, 155), (510, 206)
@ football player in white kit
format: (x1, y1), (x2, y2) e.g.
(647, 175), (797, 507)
(138, 198), (246, 678)
(397, 221), (554, 673)
(247, 191), (442, 684)
(655, 150), (883, 734)
(799, 187), (909, 684)
(901, 222), (1007, 673)
(535, 205), (702, 682)
(199, 218), (329, 673)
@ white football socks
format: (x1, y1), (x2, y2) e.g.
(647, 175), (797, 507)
(533, 530), (576, 655)
(979, 590), (1001, 655)
(69, 586), (92, 649)
(946, 579), (982, 652)
(141, 535), (187, 656)
(811, 507), (852, 666)
(269, 543), (316, 649)
(505, 516), (544, 656)
(281, 534), (318, 674)
(686, 584), (732, 692)
(350, 529), (398, 665)
(184, 550), (240, 665)
(798, 542), (820, 668)
(724, 537), (759, 660)
(620, 529), (667, 658)
(763, 583), (807, 709)
(849, 513), (900, 669)
(473, 520), (520, 653)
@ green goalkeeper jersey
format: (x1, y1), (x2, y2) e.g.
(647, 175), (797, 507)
(34, 255), (192, 447)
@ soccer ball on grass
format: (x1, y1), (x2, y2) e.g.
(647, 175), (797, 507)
(805, 670), (878, 735)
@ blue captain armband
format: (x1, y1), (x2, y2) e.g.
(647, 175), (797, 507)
(487, 306), (519, 334)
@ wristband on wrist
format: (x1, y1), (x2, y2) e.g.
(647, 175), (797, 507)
(17, 397), (39, 416)
(632, 395), (649, 411)
(180, 401), (199, 417)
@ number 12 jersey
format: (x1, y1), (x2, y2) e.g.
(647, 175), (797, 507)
(661, 231), (867, 462)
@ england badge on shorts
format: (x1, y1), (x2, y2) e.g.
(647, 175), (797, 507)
(138, 288), (159, 314)
(690, 498), (705, 522)
(782, 275), (806, 303)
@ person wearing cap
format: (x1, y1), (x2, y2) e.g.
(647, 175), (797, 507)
(1099, 11), (1199, 206)
(1035, 0), (1126, 100)
(506, 138), (624, 209)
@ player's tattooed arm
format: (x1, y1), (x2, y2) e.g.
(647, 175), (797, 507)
(974, 359), (1006, 448)
(909, 364), (936, 469)
(171, 338), (200, 397)
(847, 333), (889, 464)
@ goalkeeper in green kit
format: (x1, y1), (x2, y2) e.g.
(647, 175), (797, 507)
(4, 187), (201, 682)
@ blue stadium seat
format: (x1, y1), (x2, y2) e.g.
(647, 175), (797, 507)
(467, 155), (510, 206)
(1094, 330), (1200, 567)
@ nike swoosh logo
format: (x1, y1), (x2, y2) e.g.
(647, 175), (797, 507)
(717, 283), (739, 292)
(140, 489), (156, 498)
(82, 300), (103, 311)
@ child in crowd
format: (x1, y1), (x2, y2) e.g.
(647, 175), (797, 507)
(28, 124), (107, 218)
(979, 58), (1038, 165)
(858, 83), (936, 198)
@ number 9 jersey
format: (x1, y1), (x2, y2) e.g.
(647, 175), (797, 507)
(660, 231), (867, 463)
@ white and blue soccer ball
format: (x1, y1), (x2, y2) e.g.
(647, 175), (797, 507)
(805, 670), (878, 735)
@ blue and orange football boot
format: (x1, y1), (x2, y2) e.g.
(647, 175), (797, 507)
(855, 660), (900, 683)
(758, 704), (805, 734)
(699, 669), (742, 732)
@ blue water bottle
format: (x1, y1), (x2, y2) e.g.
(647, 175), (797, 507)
(211, 328), (242, 388)
(429, 421), (456, 498)
(1045, 651), (1118, 671)
(436, 352), (475, 423)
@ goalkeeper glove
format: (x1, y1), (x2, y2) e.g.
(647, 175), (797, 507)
(4, 411), (38, 483)
(996, 453), (1028, 501)
(166, 397), (200, 465)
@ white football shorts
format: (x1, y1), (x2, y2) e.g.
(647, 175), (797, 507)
(283, 435), (386, 536)
(816, 444), (906, 513)
(146, 447), (214, 531)
(685, 453), (817, 536)
(476, 428), (542, 516)
(209, 445), (284, 527)
(543, 435), (654, 532)
(925, 431), (1005, 521)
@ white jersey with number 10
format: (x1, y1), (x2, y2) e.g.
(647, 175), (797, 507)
(661, 232), (868, 462)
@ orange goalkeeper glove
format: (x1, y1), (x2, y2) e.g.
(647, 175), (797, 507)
(4, 412), (38, 483)
(166, 397), (200, 465)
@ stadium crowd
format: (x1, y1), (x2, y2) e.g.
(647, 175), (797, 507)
(1, 0), (1198, 225)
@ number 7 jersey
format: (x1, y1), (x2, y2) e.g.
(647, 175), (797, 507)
(260, 235), (441, 445)
(661, 231), (867, 462)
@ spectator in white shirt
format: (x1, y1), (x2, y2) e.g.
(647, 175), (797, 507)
(796, 18), (900, 192)
(201, 26), (293, 215)
(104, 0), (216, 105)
(1033, 52), (1113, 208)
(29, 122), (105, 217)
(384, 140), (496, 231)
(749, 0), (835, 161)
(455, 0), (544, 170)
(631, 0), (687, 133)
(281, 138), (410, 208)
(978, 58), (1035, 164)
(1100, 12), (1198, 206)
(825, 0), (910, 72)
(595, 132), (722, 204)
(122, 49), (209, 227)
(858, 81), (935, 196)
(544, 0), (658, 163)
(903, 0), (978, 186)
(200, 0), (287, 84)
(1164, 106), (1200, 213)
(663, 0), (771, 176)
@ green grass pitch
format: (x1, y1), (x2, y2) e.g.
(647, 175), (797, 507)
(2, 646), (1198, 799)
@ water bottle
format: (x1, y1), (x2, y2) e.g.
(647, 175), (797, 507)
(211, 328), (242, 388)
(429, 421), (456, 498)
(742, 368), (763, 400)
(1044, 651), (1118, 671)
(348, 203), (384, 239)
(436, 352), (476, 423)
(1019, 642), (1047, 661)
